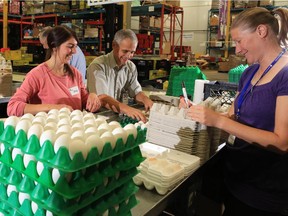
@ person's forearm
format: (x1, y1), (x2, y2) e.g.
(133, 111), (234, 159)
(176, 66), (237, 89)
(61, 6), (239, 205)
(98, 94), (123, 113)
(24, 104), (54, 115)
(135, 92), (148, 104)
(24, 104), (72, 115)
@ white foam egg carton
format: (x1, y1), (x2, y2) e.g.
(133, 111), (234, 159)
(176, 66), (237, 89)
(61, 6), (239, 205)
(134, 142), (201, 195)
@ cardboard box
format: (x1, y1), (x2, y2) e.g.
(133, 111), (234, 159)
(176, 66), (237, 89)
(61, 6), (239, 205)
(162, 41), (171, 54)
(12, 60), (30, 66)
(84, 28), (98, 38)
(0, 72), (12, 97)
(4, 50), (22, 61)
(166, 0), (180, 7)
(154, 17), (161, 28)
(210, 15), (219, 26)
(259, 0), (273, 6)
(140, 16), (150, 29)
(22, 53), (33, 62)
(85, 56), (97, 66)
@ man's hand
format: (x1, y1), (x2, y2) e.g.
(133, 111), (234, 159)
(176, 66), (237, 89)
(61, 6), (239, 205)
(86, 93), (102, 112)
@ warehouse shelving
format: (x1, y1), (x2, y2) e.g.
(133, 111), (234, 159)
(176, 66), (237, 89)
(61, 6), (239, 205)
(206, 4), (276, 58)
(20, 7), (106, 54)
(131, 3), (183, 59)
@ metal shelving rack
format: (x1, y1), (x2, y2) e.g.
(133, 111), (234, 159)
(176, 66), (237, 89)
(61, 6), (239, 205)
(131, 3), (183, 59)
(206, 5), (276, 58)
(20, 7), (106, 52)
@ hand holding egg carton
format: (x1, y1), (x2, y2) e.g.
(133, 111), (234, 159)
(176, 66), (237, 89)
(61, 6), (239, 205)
(133, 142), (200, 195)
(0, 108), (147, 215)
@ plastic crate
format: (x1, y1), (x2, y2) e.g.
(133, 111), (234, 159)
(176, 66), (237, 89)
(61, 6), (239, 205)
(203, 81), (238, 105)
(166, 66), (207, 99)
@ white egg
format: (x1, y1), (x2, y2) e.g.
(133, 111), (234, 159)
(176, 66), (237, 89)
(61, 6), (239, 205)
(27, 124), (43, 139)
(85, 134), (104, 154)
(44, 122), (57, 131)
(52, 168), (61, 184)
(100, 131), (116, 149)
(141, 123), (148, 130)
(71, 115), (83, 125)
(46, 114), (58, 124)
(98, 122), (110, 134)
(94, 118), (106, 126)
(32, 116), (46, 127)
(35, 111), (48, 118)
(23, 154), (35, 168)
(56, 125), (72, 138)
(18, 192), (30, 204)
(59, 107), (71, 115)
(21, 113), (34, 121)
(48, 109), (59, 116)
(4, 116), (19, 128)
(138, 121), (145, 125)
(84, 119), (96, 130)
(36, 162), (44, 176)
(40, 130), (56, 146)
(83, 112), (95, 121)
(134, 122), (140, 129)
(0, 144), (5, 155)
(112, 127), (127, 145)
(70, 109), (83, 118)
(71, 122), (84, 132)
(57, 118), (71, 127)
(31, 201), (38, 214)
(12, 148), (23, 161)
(54, 134), (70, 154)
(108, 121), (121, 131)
(69, 138), (87, 160)
(71, 130), (85, 141)
(58, 112), (70, 120)
(7, 185), (17, 197)
(124, 124), (137, 139)
(15, 119), (32, 134)
(46, 210), (53, 216)
(84, 126), (100, 139)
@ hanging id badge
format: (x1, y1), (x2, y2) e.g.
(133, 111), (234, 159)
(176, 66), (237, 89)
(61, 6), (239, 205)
(69, 86), (80, 96)
(227, 134), (236, 145)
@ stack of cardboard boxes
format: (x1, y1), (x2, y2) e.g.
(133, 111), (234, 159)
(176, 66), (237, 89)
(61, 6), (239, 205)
(0, 51), (13, 97)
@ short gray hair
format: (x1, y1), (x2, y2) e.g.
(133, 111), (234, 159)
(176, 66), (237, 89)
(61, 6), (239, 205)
(113, 29), (138, 45)
(39, 26), (52, 39)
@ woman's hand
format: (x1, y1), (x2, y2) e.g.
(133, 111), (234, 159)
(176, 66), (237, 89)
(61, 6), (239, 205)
(186, 105), (220, 127)
(86, 93), (101, 112)
(179, 96), (193, 109)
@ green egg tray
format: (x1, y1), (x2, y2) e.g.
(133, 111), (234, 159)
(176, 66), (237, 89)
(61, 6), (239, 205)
(0, 147), (144, 199)
(76, 180), (139, 216)
(0, 122), (147, 172)
(0, 180), (138, 216)
(119, 115), (139, 127)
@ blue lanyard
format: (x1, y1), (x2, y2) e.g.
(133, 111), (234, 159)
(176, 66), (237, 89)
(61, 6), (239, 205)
(236, 48), (286, 120)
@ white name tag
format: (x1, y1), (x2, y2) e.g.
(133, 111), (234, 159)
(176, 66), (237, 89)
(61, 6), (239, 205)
(69, 86), (79, 96)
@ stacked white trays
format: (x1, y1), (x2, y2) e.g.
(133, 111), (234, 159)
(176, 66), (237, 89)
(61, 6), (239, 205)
(147, 102), (210, 164)
(133, 142), (200, 195)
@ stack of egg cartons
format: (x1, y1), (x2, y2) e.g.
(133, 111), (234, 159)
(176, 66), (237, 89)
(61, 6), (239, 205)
(133, 143), (200, 195)
(147, 102), (211, 164)
(0, 108), (147, 215)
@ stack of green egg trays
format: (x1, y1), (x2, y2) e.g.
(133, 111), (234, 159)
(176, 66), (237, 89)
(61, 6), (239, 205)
(0, 120), (146, 216)
(166, 66), (207, 98)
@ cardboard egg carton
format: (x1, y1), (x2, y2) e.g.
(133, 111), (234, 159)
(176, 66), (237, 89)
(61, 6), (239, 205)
(134, 142), (200, 195)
